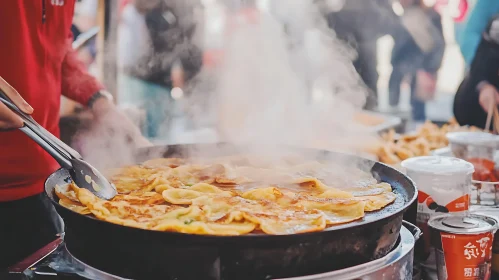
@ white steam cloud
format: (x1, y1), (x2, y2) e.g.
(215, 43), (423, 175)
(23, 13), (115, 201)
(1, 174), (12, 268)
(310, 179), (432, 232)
(191, 0), (379, 155)
(76, 0), (382, 175)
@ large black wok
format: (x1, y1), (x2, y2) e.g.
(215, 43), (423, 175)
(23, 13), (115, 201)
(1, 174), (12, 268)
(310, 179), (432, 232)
(45, 143), (417, 280)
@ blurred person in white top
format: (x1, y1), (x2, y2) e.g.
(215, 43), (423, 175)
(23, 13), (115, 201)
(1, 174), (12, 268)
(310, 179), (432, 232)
(118, 0), (152, 74)
(117, 0), (170, 140)
(117, 0), (202, 140)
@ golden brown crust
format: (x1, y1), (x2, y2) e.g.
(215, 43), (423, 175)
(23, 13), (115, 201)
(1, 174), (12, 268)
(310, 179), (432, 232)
(57, 157), (396, 235)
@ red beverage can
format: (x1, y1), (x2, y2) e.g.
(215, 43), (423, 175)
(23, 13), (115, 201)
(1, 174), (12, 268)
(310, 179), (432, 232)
(471, 208), (499, 279)
(429, 214), (499, 280)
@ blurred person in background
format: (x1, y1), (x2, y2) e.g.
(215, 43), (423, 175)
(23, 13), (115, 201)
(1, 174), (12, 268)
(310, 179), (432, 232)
(118, 0), (203, 140)
(454, 13), (499, 129)
(434, 0), (473, 53)
(388, 0), (445, 122)
(326, 0), (401, 110)
(0, 0), (147, 271)
(458, 0), (499, 67)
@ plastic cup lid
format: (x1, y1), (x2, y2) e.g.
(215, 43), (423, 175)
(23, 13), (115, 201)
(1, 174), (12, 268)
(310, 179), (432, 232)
(446, 131), (499, 147)
(401, 156), (474, 175)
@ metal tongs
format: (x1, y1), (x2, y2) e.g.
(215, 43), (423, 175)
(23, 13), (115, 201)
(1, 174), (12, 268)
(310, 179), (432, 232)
(0, 90), (117, 200)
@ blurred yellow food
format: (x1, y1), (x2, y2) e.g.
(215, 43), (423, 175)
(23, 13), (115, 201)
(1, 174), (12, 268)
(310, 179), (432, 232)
(376, 120), (481, 165)
(354, 112), (385, 127)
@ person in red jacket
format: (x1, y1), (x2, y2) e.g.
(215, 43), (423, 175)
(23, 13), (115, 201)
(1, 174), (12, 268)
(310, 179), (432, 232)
(0, 1), (147, 270)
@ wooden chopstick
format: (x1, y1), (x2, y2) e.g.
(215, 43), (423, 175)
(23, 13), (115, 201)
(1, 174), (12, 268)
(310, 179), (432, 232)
(486, 101), (494, 132)
(493, 105), (499, 134)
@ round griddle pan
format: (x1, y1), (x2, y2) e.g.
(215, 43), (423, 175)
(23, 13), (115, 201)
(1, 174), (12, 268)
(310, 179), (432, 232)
(45, 143), (417, 280)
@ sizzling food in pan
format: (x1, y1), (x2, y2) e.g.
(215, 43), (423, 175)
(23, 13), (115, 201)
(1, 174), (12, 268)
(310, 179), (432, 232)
(55, 156), (396, 235)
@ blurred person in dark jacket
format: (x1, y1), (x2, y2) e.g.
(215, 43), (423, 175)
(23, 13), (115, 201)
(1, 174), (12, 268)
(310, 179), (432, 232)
(388, 0), (445, 121)
(118, 0), (203, 139)
(454, 14), (499, 129)
(326, 0), (401, 110)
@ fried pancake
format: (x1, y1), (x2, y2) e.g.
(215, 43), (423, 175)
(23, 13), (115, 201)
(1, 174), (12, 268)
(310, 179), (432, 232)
(59, 197), (91, 215)
(142, 158), (185, 169)
(110, 166), (168, 193)
(317, 188), (354, 199)
(56, 157), (398, 235)
(192, 164), (251, 185)
(77, 187), (256, 235)
(242, 210), (326, 235)
(241, 187), (285, 201)
(56, 183), (91, 214)
(162, 188), (233, 205)
(296, 196), (366, 225)
(77, 188), (186, 229)
(113, 192), (166, 205)
(153, 218), (257, 235)
(343, 183), (396, 211)
(356, 192), (397, 212)
(55, 184), (78, 202)
(293, 177), (329, 192)
(192, 195), (326, 234)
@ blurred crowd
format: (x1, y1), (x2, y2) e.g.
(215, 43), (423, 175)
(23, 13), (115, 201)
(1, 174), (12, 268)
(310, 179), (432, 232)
(69, 0), (499, 141)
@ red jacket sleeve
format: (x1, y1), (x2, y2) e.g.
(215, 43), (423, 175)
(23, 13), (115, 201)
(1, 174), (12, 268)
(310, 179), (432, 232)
(61, 33), (104, 106)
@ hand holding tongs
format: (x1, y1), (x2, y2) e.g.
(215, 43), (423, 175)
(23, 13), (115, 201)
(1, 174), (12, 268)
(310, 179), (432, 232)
(0, 82), (116, 200)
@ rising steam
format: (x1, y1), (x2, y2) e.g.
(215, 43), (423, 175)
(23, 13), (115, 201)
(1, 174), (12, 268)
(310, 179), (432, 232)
(78, 0), (381, 175)
(191, 0), (379, 155)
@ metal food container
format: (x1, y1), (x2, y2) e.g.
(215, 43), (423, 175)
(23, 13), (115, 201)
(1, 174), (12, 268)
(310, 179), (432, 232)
(276, 221), (421, 280)
(430, 156), (499, 206)
(446, 132), (499, 162)
(446, 132), (499, 207)
(13, 223), (422, 280)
